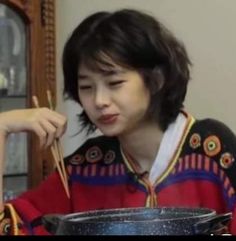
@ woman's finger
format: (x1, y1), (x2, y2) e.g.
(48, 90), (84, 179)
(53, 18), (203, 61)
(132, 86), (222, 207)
(38, 118), (57, 148)
(30, 122), (48, 148)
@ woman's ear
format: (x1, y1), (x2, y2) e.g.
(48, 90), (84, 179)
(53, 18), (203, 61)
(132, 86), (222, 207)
(150, 67), (165, 95)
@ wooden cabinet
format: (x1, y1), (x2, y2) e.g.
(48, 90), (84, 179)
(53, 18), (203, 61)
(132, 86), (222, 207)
(0, 0), (56, 196)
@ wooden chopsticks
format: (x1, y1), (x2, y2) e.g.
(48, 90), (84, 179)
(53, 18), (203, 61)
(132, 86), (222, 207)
(32, 92), (70, 199)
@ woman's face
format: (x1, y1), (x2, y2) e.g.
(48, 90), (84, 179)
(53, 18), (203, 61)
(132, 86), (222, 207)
(78, 63), (151, 137)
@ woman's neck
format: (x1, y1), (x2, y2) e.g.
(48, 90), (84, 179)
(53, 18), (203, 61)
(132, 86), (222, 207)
(118, 121), (163, 173)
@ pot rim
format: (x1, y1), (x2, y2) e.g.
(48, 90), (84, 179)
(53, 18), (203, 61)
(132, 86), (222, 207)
(59, 206), (217, 223)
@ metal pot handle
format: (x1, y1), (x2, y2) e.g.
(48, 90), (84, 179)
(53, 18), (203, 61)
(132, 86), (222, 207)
(193, 212), (232, 235)
(42, 214), (64, 235)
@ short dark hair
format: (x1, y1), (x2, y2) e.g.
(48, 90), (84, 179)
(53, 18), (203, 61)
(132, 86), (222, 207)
(63, 9), (192, 134)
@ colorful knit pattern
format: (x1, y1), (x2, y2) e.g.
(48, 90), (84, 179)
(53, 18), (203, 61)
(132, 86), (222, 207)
(1, 114), (236, 235)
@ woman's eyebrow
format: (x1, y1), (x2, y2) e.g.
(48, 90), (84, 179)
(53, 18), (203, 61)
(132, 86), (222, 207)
(78, 69), (126, 79)
(104, 69), (125, 76)
(78, 74), (89, 80)
(102, 69), (126, 76)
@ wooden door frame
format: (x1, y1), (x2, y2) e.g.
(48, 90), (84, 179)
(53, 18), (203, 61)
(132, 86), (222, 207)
(0, 0), (56, 188)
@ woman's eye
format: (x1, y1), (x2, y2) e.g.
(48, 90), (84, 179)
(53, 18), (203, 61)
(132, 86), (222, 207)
(79, 85), (92, 90)
(109, 80), (125, 86)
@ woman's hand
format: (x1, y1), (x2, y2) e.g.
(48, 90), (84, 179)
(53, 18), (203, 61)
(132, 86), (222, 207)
(0, 108), (67, 148)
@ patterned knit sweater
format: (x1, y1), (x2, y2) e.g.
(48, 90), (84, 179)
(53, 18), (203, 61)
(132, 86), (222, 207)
(1, 113), (236, 235)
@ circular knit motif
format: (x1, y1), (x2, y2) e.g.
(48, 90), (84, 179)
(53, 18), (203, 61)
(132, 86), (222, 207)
(104, 150), (116, 164)
(220, 152), (235, 169)
(189, 133), (201, 149)
(203, 135), (221, 157)
(0, 218), (11, 235)
(69, 154), (85, 165)
(85, 146), (103, 163)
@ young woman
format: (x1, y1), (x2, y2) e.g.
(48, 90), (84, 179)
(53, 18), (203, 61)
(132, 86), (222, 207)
(1, 9), (236, 235)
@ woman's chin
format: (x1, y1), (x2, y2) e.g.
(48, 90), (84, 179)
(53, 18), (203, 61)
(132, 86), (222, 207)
(98, 126), (122, 137)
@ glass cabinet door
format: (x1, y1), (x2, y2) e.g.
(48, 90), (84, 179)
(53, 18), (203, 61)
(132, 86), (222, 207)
(0, 0), (56, 199)
(0, 3), (27, 200)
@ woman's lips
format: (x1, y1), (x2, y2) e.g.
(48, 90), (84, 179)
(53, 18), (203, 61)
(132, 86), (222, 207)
(98, 114), (119, 124)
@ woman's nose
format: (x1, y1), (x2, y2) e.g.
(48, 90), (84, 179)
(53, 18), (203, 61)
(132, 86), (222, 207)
(94, 89), (110, 109)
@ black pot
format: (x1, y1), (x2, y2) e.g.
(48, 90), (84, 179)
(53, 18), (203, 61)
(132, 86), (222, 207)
(42, 207), (232, 235)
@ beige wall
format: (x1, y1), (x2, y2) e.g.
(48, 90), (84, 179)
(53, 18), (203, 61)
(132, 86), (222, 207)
(56, 0), (236, 156)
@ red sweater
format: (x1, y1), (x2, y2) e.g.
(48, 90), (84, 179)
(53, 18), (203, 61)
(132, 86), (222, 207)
(2, 115), (236, 235)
